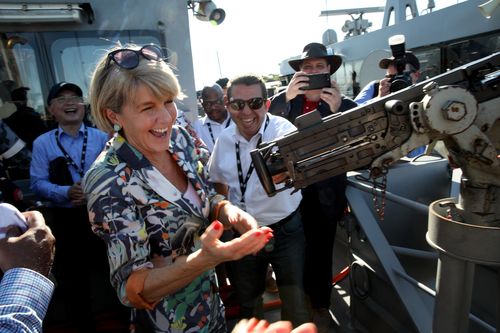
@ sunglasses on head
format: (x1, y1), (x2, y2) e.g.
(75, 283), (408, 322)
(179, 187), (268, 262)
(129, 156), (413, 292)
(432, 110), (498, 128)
(229, 97), (265, 111)
(105, 44), (164, 70)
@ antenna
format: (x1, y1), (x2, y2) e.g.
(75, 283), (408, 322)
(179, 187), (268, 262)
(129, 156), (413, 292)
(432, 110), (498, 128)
(320, 6), (384, 39)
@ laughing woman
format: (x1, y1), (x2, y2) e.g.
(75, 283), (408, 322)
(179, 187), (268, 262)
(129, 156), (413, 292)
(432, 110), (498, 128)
(83, 44), (273, 333)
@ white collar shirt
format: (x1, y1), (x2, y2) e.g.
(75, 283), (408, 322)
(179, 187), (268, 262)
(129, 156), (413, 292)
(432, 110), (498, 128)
(192, 113), (232, 153)
(208, 113), (302, 226)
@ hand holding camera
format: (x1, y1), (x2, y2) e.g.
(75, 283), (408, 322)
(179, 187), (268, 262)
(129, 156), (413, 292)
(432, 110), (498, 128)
(380, 35), (419, 94)
(387, 71), (414, 93)
(286, 72), (331, 101)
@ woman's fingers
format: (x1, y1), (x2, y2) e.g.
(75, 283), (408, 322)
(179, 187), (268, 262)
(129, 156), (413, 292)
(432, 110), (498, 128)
(226, 228), (273, 258)
(200, 220), (224, 244)
(200, 224), (273, 262)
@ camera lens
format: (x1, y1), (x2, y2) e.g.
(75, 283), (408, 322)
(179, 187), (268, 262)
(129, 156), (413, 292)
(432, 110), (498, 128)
(389, 78), (411, 93)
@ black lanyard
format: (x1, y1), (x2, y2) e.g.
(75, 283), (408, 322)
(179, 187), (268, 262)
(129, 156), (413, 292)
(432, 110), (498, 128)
(206, 117), (231, 144)
(235, 115), (269, 202)
(55, 126), (88, 178)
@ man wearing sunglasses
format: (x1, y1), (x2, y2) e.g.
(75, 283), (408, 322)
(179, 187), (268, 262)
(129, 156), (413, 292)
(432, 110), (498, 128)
(268, 42), (357, 333)
(192, 83), (231, 152)
(208, 74), (310, 327)
(354, 37), (425, 158)
(30, 82), (115, 332)
(354, 49), (421, 105)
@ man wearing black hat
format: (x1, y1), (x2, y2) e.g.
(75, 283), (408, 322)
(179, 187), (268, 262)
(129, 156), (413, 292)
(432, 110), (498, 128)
(269, 42), (357, 332)
(269, 42), (356, 120)
(354, 44), (421, 105)
(30, 82), (112, 332)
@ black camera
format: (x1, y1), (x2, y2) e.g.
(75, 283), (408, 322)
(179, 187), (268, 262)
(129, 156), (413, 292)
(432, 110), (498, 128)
(388, 35), (413, 93)
(299, 73), (331, 90)
(389, 72), (413, 93)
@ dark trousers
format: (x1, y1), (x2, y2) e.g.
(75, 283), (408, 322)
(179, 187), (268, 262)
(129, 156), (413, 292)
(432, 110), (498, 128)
(47, 205), (110, 333)
(228, 211), (310, 327)
(301, 187), (338, 310)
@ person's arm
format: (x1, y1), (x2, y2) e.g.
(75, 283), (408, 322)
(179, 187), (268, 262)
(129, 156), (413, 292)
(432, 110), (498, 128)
(0, 210), (56, 332)
(206, 140), (258, 234)
(30, 136), (71, 203)
(138, 220), (272, 306)
(84, 164), (271, 310)
(354, 81), (376, 105)
(213, 182), (228, 196)
(0, 268), (54, 333)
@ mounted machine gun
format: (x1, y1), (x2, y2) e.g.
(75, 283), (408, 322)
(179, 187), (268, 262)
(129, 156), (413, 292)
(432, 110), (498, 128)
(251, 52), (500, 332)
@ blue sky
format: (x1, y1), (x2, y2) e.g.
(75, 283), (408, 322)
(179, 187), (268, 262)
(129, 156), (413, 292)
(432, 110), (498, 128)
(188, 0), (459, 90)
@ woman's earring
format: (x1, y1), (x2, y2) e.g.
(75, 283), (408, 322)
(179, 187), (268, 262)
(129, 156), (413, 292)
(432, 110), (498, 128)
(113, 123), (121, 132)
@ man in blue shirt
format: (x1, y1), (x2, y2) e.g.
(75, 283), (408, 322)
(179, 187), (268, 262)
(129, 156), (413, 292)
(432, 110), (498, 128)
(0, 210), (56, 333)
(30, 82), (110, 333)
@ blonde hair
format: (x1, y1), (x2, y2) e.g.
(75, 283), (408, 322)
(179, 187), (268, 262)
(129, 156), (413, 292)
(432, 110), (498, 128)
(89, 44), (185, 133)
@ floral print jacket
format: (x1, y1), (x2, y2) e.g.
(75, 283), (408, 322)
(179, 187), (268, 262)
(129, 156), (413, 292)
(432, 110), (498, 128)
(83, 126), (226, 333)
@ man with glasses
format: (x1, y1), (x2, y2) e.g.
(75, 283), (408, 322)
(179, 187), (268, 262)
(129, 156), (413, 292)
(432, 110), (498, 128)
(354, 39), (424, 157)
(268, 42), (356, 333)
(208, 74), (310, 327)
(30, 82), (116, 333)
(192, 83), (231, 152)
(354, 49), (421, 105)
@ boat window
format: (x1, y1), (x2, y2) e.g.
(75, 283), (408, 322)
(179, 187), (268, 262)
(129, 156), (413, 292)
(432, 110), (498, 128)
(49, 32), (161, 99)
(384, 6), (395, 26)
(414, 48), (440, 81)
(446, 34), (500, 70)
(0, 33), (45, 116)
(404, 5), (415, 20)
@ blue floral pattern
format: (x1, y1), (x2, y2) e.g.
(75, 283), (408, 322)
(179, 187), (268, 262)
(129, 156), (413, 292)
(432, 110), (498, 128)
(83, 126), (226, 332)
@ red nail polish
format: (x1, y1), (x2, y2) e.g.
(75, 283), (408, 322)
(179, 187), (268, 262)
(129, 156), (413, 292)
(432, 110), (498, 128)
(213, 221), (221, 230)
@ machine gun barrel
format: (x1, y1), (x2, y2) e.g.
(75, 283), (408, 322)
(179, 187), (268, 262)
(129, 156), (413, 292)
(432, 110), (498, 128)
(251, 52), (500, 196)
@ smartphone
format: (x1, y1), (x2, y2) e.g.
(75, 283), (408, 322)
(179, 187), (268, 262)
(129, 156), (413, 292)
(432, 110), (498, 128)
(300, 73), (331, 90)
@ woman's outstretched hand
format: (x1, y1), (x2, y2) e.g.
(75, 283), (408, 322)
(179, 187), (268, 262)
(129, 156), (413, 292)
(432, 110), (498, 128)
(200, 220), (273, 266)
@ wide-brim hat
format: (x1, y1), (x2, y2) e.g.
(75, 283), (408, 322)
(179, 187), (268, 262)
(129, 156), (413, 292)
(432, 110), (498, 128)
(288, 42), (342, 74)
(379, 51), (420, 70)
(47, 82), (82, 105)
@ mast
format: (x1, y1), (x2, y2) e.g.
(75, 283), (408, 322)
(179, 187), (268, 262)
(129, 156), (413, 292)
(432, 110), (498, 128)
(382, 0), (418, 26)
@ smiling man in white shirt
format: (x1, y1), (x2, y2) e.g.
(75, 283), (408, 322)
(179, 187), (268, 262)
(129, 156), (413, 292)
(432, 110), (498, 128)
(208, 74), (309, 327)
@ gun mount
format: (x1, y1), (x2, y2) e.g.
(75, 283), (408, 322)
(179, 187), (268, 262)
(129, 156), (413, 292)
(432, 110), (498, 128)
(251, 52), (500, 332)
(252, 52), (499, 197)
